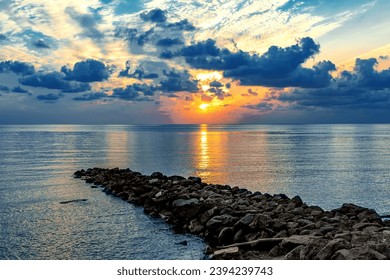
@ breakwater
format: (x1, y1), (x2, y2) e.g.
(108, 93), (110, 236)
(74, 167), (390, 260)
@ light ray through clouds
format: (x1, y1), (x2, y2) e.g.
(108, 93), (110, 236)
(0, 0), (389, 124)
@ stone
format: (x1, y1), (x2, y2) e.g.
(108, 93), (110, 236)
(149, 178), (160, 185)
(333, 248), (387, 260)
(188, 219), (204, 234)
(218, 227), (234, 245)
(172, 198), (199, 207)
(59, 199), (88, 204)
(290, 196), (303, 207)
(316, 238), (351, 260)
(206, 214), (238, 230)
(236, 214), (256, 227)
(188, 176), (202, 184)
(281, 235), (319, 251)
(151, 172), (164, 178)
(284, 245), (304, 260)
(213, 247), (239, 257)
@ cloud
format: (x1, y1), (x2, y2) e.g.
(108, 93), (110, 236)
(11, 86), (30, 94)
(270, 58), (390, 110)
(0, 85), (10, 92)
(207, 86), (231, 100)
(19, 71), (90, 92)
(160, 19), (196, 31)
(33, 39), (50, 49)
(119, 62), (159, 79)
(162, 37), (333, 88)
(73, 92), (108, 101)
(111, 83), (158, 101)
(36, 93), (64, 102)
(0, 61), (35, 75)
(0, 34), (7, 41)
(160, 70), (199, 93)
(61, 59), (110, 83)
(209, 80), (223, 87)
(66, 7), (104, 40)
(156, 38), (183, 47)
(338, 58), (390, 89)
(140, 9), (167, 23)
(114, 26), (154, 46)
(244, 102), (274, 112)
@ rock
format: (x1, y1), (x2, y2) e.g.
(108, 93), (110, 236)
(281, 235), (319, 251)
(236, 214), (256, 227)
(149, 178), (160, 185)
(172, 198), (199, 207)
(218, 227), (234, 245)
(59, 199), (88, 204)
(73, 167), (389, 260)
(206, 214), (238, 230)
(284, 245), (304, 260)
(352, 222), (381, 231)
(188, 219), (204, 234)
(333, 248), (387, 260)
(316, 238), (351, 260)
(188, 176), (202, 184)
(319, 226), (335, 235)
(290, 196), (303, 207)
(212, 247), (239, 258)
(151, 172), (164, 179)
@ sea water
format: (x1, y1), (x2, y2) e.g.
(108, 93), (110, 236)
(1, 124), (389, 259)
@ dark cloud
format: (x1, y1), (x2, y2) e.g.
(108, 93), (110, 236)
(12, 86), (30, 94)
(244, 102), (273, 112)
(160, 19), (196, 31)
(338, 58), (390, 89)
(19, 71), (90, 92)
(0, 61), (35, 75)
(209, 80), (223, 87)
(0, 34), (6, 41)
(114, 26), (154, 46)
(207, 86), (231, 100)
(66, 7), (104, 40)
(160, 70), (199, 93)
(119, 63), (159, 79)
(36, 93), (63, 102)
(156, 38), (183, 47)
(73, 92), (108, 101)
(111, 83), (158, 101)
(0, 85), (10, 92)
(140, 9), (167, 23)
(33, 39), (50, 49)
(271, 58), (390, 110)
(61, 59), (110, 82)
(242, 88), (258, 96)
(163, 37), (333, 88)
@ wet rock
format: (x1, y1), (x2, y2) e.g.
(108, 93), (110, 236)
(60, 199), (88, 204)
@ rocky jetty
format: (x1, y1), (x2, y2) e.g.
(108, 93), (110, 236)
(74, 167), (390, 260)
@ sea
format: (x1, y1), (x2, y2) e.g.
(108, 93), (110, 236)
(1, 124), (390, 259)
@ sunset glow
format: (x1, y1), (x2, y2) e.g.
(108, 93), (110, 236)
(0, 0), (389, 124)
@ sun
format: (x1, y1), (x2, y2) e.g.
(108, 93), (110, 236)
(199, 103), (210, 111)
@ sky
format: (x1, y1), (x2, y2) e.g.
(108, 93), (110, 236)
(0, 0), (390, 124)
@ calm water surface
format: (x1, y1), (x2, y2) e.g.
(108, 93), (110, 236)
(1, 124), (390, 259)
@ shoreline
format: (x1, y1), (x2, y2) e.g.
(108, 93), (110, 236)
(74, 167), (390, 260)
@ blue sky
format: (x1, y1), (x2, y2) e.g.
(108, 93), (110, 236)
(0, 0), (389, 124)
